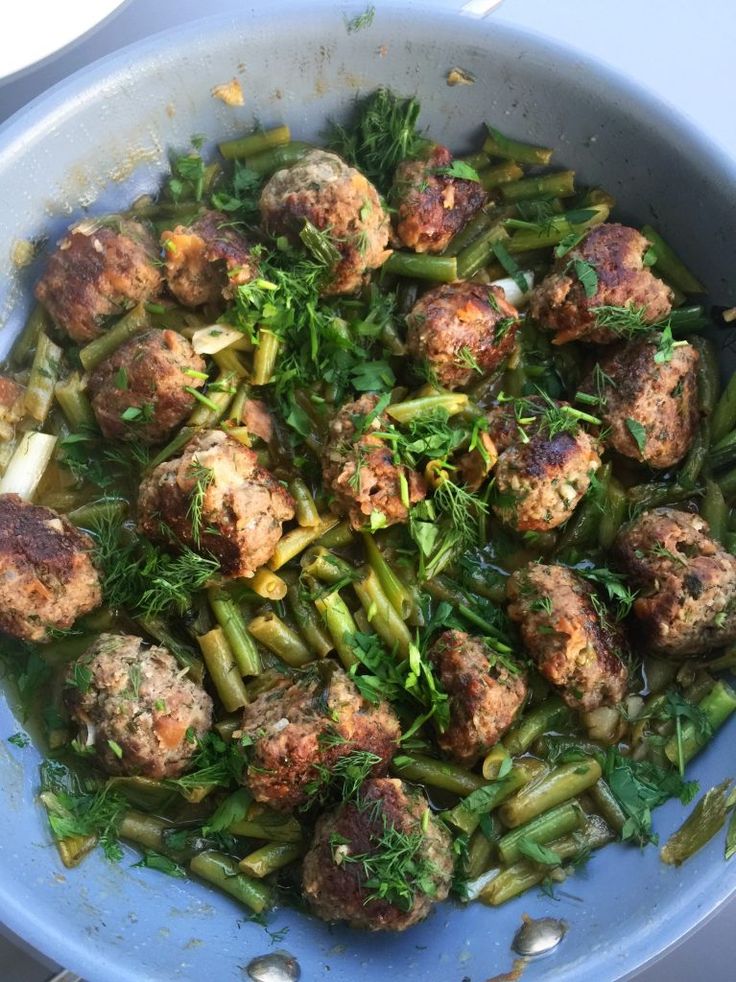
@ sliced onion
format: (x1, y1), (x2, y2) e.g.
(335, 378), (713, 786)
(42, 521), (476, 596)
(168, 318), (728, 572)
(490, 271), (535, 309)
(191, 324), (247, 355)
(0, 431), (57, 501)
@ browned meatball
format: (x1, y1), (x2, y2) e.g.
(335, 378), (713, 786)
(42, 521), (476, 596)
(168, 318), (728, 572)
(581, 340), (699, 469)
(137, 429), (294, 577)
(507, 563), (629, 711)
(492, 416), (601, 532)
(614, 508), (736, 657)
(406, 282), (520, 390)
(64, 633), (212, 778)
(529, 223), (673, 344)
(0, 375), (25, 442)
(161, 210), (257, 307)
(87, 329), (206, 444)
(259, 149), (391, 295)
(0, 494), (101, 642)
(429, 630), (527, 764)
(238, 665), (400, 811)
(302, 777), (453, 931)
(322, 394), (426, 530)
(391, 145), (487, 254)
(34, 218), (161, 343)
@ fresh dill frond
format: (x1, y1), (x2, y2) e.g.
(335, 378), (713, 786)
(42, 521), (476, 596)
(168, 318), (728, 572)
(186, 460), (215, 546)
(304, 747), (383, 805)
(345, 4), (376, 33)
(39, 760), (126, 862)
(574, 565), (637, 619)
(591, 304), (660, 339)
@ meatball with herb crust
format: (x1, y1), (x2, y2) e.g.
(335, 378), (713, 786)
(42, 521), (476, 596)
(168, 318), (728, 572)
(137, 429), (294, 577)
(302, 777), (453, 931)
(406, 282), (520, 390)
(491, 403), (601, 532)
(391, 144), (487, 254)
(87, 328), (206, 444)
(238, 664), (400, 811)
(161, 209), (258, 307)
(0, 494), (101, 643)
(507, 563), (629, 711)
(35, 217), (161, 344)
(581, 339), (699, 469)
(259, 149), (391, 295)
(64, 633), (212, 778)
(322, 393), (426, 530)
(529, 223), (673, 345)
(614, 508), (736, 657)
(429, 630), (527, 764)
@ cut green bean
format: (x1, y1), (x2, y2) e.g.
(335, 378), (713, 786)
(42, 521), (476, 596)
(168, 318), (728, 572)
(443, 209), (498, 258)
(456, 223), (509, 280)
(442, 759), (545, 836)
(245, 141), (313, 175)
(499, 758), (602, 828)
(500, 170), (575, 203)
(137, 616), (204, 683)
(247, 612), (313, 667)
(641, 225), (704, 295)
(188, 370), (238, 427)
(286, 583), (333, 658)
(25, 333), (62, 423)
(386, 392), (468, 424)
(119, 810), (167, 852)
(597, 477), (627, 550)
(661, 780), (733, 866)
(250, 567), (288, 600)
(147, 426), (196, 471)
(482, 744), (512, 781)
(316, 520), (354, 549)
(219, 124), (291, 160)
(54, 372), (96, 430)
(11, 303), (49, 368)
(709, 429), (736, 473)
(464, 826), (499, 881)
(301, 546), (357, 585)
(669, 305), (711, 335)
(190, 851), (272, 913)
(507, 203), (609, 253)
(268, 514), (340, 570)
(459, 151), (491, 171)
(701, 479), (728, 543)
(392, 753), (485, 796)
(691, 336), (720, 419)
(79, 303), (150, 371)
(67, 497), (127, 529)
(252, 328), (280, 386)
(208, 588), (262, 676)
(353, 566), (413, 660)
(198, 627), (249, 711)
(289, 478), (320, 527)
(483, 125), (553, 165)
(478, 161), (524, 190)
(503, 696), (570, 756)
(383, 252), (458, 283)
(498, 800), (585, 864)
(362, 533), (413, 620)
(664, 680), (736, 767)
(229, 806), (303, 843)
(556, 462), (611, 555)
(628, 481), (700, 512)
(239, 840), (304, 878)
(314, 588), (359, 670)
(589, 778), (627, 835)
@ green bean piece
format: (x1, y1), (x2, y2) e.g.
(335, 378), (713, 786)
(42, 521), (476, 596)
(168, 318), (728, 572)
(147, 426), (196, 471)
(456, 223), (509, 280)
(478, 161), (524, 191)
(507, 203), (609, 253)
(500, 170), (575, 203)
(119, 810), (167, 852)
(702, 480), (728, 543)
(383, 252), (458, 283)
(286, 583), (333, 658)
(708, 429), (736, 473)
(245, 141), (313, 176)
(443, 209), (497, 257)
(386, 392), (468, 424)
(627, 480), (700, 512)
(316, 520), (355, 549)
(208, 588), (262, 676)
(362, 533), (414, 620)
(680, 419), (710, 487)
(476, 860), (547, 906)
(589, 779), (627, 835)
(24, 333), (62, 423)
(229, 805), (304, 843)
(534, 734), (603, 761)
(664, 680), (736, 767)
(268, 514), (340, 570)
(691, 336), (719, 416)
(188, 370), (238, 427)
(442, 760), (545, 836)
(289, 478), (320, 527)
(66, 498), (127, 530)
(503, 696), (570, 756)
(556, 462), (611, 555)
(198, 627), (249, 711)
(239, 840), (304, 878)
(661, 780), (733, 866)
(54, 371), (96, 430)
(669, 305), (711, 335)
(464, 826), (499, 880)
(481, 744), (512, 781)
(641, 225), (704, 295)
(719, 465), (736, 501)
(499, 758), (602, 828)
(597, 477), (627, 550)
(301, 546), (357, 585)
(252, 329), (280, 386)
(483, 125), (553, 165)
(314, 588), (359, 670)
(247, 612), (313, 668)
(79, 303), (150, 371)
(392, 753), (485, 796)
(219, 124), (291, 160)
(459, 151), (491, 171)
(137, 616), (204, 684)
(250, 567), (288, 600)
(190, 851), (272, 913)
(353, 566), (413, 660)
(11, 303), (49, 368)
(498, 801), (585, 864)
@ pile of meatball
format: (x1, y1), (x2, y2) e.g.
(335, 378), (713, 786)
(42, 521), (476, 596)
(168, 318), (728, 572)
(0, 134), (731, 934)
